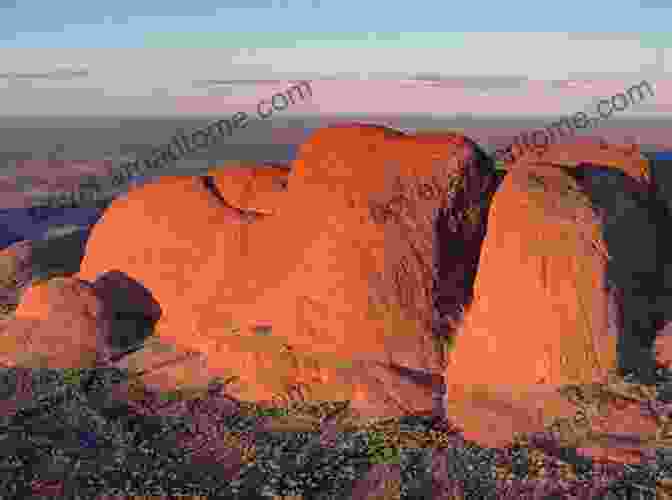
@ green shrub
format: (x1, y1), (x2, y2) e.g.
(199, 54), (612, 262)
(363, 429), (401, 465)
(62, 368), (85, 387)
(258, 406), (291, 418)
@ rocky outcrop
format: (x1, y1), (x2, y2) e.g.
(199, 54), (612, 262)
(1, 125), (667, 473)
(444, 164), (620, 396)
(78, 126), (497, 419)
(442, 140), (672, 456)
(0, 229), (95, 315)
(0, 277), (111, 368)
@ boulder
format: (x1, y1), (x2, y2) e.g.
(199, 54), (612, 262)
(111, 335), (214, 396)
(0, 228), (98, 319)
(78, 126), (498, 418)
(0, 277), (111, 368)
(445, 165), (619, 398)
(0, 240), (34, 315)
(442, 153), (668, 451)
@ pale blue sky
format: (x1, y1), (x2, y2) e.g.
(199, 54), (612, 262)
(0, 0), (671, 48)
(0, 1), (669, 115)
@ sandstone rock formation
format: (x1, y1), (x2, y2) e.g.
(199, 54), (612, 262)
(574, 398), (661, 465)
(78, 125), (498, 418)
(112, 335), (214, 397)
(445, 164), (620, 396)
(0, 277), (111, 368)
(442, 141), (671, 455)
(0, 229), (95, 317)
(206, 161), (291, 214)
(444, 385), (580, 450)
(0, 125), (667, 475)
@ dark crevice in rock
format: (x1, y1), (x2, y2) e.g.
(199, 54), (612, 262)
(432, 147), (500, 351)
(200, 175), (269, 223)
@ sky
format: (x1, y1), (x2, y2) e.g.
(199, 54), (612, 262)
(0, 1), (670, 116)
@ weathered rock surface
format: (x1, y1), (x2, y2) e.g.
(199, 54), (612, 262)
(0, 228), (95, 317)
(445, 165), (620, 397)
(2, 125), (660, 471)
(112, 335), (214, 396)
(441, 149), (671, 458)
(503, 140), (672, 356)
(503, 139), (652, 188)
(574, 399), (661, 465)
(207, 161), (291, 214)
(444, 385), (580, 450)
(0, 277), (111, 368)
(78, 126), (497, 418)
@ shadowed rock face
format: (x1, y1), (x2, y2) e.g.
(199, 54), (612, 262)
(77, 124), (497, 418)
(642, 152), (672, 354)
(571, 163), (668, 381)
(91, 270), (162, 362)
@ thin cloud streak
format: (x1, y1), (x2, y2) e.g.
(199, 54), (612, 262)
(0, 68), (89, 80)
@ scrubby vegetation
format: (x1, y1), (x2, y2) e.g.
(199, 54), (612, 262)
(0, 364), (671, 498)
